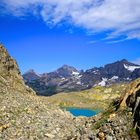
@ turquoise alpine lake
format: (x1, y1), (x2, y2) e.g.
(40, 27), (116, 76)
(65, 107), (98, 117)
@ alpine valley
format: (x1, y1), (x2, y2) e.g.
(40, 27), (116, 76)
(0, 44), (140, 139)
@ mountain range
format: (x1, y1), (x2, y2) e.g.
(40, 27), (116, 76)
(23, 59), (140, 96)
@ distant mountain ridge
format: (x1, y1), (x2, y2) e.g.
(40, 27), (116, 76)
(23, 59), (140, 96)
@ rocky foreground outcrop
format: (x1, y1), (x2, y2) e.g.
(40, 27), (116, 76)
(0, 44), (35, 94)
(119, 78), (140, 138)
(0, 44), (140, 139)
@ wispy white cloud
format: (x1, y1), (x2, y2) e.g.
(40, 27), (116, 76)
(1, 0), (140, 41)
(106, 38), (129, 44)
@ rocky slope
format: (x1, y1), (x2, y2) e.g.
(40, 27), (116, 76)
(23, 59), (140, 96)
(0, 44), (140, 139)
(0, 44), (87, 139)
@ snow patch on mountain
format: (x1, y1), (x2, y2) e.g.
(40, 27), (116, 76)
(110, 76), (119, 80)
(76, 81), (82, 85)
(72, 71), (79, 76)
(124, 64), (140, 72)
(78, 75), (82, 78)
(98, 78), (108, 86)
(92, 70), (99, 74)
(61, 77), (65, 80)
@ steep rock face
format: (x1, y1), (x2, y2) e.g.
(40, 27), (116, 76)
(119, 78), (140, 137)
(131, 68), (140, 79)
(0, 44), (35, 94)
(119, 78), (140, 107)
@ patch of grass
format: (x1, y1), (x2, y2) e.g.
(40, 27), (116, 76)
(59, 102), (66, 107)
(93, 107), (115, 129)
(93, 118), (107, 129)
(129, 128), (136, 136)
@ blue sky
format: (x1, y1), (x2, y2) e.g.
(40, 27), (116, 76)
(0, 0), (140, 73)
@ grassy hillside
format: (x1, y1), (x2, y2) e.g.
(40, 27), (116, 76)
(46, 84), (127, 110)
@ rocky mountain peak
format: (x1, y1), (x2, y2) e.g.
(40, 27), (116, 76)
(25, 69), (36, 73)
(0, 44), (22, 80)
(23, 69), (40, 82)
(0, 44), (20, 74)
(58, 64), (78, 72)
(0, 44), (35, 94)
(101, 59), (140, 79)
(56, 64), (79, 77)
(61, 64), (71, 68)
(120, 59), (128, 63)
(105, 59), (139, 67)
(118, 59), (140, 69)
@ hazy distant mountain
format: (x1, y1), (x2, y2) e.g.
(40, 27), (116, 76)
(23, 69), (41, 82)
(23, 59), (140, 96)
